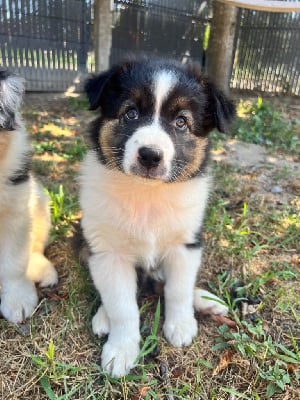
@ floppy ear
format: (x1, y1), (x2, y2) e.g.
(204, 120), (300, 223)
(84, 70), (113, 110)
(204, 81), (235, 133)
(85, 58), (141, 111)
(185, 62), (235, 133)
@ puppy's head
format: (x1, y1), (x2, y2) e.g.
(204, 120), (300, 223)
(85, 58), (235, 182)
(0, 69), (24, 131)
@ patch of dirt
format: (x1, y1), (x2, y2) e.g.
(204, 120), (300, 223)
(213, 139), (300, 206)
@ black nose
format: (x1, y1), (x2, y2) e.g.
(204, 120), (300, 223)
(138, 147), (163, 168)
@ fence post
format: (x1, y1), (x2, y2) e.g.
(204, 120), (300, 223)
(206, 1), (238, 94)
(94, 0), (112, 72)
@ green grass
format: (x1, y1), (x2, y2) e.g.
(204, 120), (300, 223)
(46, 184), (79, 239)
(231, 97), (300, 154)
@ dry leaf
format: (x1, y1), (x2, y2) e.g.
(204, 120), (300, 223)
(211, 314), (237, 328)
(212, 350), (234, 376)
(131, 386), (150, 400)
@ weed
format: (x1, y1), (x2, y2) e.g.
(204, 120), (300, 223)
(231, 97), (300, 153)
(68, 96), (89, 111)
(46, 184), (79, 238)
(61, 138), (87, 161)
(137, 299), (161, 363)
(213, 306), (300, 398)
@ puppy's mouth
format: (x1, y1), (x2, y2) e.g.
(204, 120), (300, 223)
(129, 164), (168, 180)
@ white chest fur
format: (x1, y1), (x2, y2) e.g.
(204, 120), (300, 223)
(80, 151), (210, 269)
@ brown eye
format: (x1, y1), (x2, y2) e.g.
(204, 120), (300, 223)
(125, 108), (138, 120)
(175, 116), (187, 130)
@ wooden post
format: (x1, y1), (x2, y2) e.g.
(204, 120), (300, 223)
(206, 1), (238, 94)
(94, 0), (112, 72)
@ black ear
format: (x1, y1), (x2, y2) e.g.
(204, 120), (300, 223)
(84, 70), (113, 110)
(185, 62), (235, 133)
(210, 84), (235, 133)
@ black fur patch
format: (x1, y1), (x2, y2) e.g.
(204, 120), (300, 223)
(8, 157), (31, 185)
(185, 226), (203, 249)
(0, 114), (15, 131)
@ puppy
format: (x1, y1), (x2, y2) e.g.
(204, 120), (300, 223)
(0, 69), (58, 323)
(79, 57), (235, 377)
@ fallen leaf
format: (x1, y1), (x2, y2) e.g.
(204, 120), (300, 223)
(172, 367), (184, 378)
(211, 314), (237, 328)
(131, 386), (150, 400)
(212, 350), (234, 376)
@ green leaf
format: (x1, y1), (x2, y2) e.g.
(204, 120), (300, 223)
(266, 383), (281, 398)
(46, 339), (55, 363)
(40, 376), (57, 400)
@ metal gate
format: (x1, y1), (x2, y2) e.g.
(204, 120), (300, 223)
(0, 0), (92, 91)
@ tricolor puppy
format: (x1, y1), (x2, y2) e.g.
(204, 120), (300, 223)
(80, 57), (235, 377)
(0, 69), (58, 323)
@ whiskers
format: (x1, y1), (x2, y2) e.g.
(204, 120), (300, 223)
(170, 159), (200, 183)
(95, 145), (124, 171)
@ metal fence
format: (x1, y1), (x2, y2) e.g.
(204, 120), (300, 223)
(0, 0), (299, 95)
(110, 0), (210, 66)
(232, 8), (300, 96)
(0, 0), (92, 91)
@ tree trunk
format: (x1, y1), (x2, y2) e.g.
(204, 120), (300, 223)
(94, 0), (112, 72)
(206, 1), (238, 94)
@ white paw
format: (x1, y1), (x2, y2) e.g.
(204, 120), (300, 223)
(163, 315), (197, 347)
(101, 337), (140, 377)
(0, 279), (38, 323)
(38, 261), (58, 287)
(193, 288), (228, 316)
(92, 306), (110, 337)
(27, 253), (58, 287)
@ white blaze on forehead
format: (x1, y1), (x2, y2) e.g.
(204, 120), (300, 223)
(153, 70), (177, 120)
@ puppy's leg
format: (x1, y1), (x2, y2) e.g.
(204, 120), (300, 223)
(193, 288), (228, 316)
(92, 305), (110, 337)
(162, 246), (201, 347)
(89, 252), (140, 377)
(0, 217), (38, 323)
(26, 183), (58, 287)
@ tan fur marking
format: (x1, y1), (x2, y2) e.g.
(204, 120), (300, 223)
(99, 120), (119, 167)
(180, 137), (208, 180)
(0, 131), (11, 163)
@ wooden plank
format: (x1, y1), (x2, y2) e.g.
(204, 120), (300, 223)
(217, 0), (300, 13)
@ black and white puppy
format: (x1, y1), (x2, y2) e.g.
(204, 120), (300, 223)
(0, 69), (58, 323)
(80, 57), (235, 377)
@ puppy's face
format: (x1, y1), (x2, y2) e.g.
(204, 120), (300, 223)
(85, 59), (235, 182)
(0, 69), (24, 131)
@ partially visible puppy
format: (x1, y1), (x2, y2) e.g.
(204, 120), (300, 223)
(80, 57), (235, 377)
(0, 69), (58, 323)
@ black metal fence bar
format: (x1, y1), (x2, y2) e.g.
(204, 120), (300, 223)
(231, 8), (300, 95)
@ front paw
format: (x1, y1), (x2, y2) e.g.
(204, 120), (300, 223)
(101, 337), (140, 377)
(193, 288), (228, 316)
(163, 316), (197, 347)
(27, 253), (58, 287)
(0, 279), (38, 323)
(92, 306), (110, 337)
